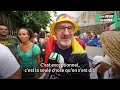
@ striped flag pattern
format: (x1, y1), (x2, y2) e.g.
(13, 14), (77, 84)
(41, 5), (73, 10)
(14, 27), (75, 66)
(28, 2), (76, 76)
(105, 20), (120, 31)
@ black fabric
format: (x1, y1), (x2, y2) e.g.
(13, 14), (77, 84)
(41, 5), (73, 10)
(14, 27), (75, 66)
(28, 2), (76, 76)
(48, 53), (90, 79)
(39, 43), (46, 62)
(55, 43), (72, 63)
(22, 69), (35, 79)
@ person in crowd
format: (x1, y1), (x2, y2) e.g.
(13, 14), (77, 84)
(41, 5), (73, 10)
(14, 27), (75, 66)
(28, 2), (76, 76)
(38, 31), (51, 63)
(38, 31), (46, 63)
(45, 31), (52, 40)
(39, 31), (46, 47)
(94, 34), (97, 39)
(0, 44), (21, 79)
(17, 27), (41, 79)
(89, 32), (94, 39)
(97, 33), (101, 40)
(40, 14), (90, 79)
(0, 23), (19, 60)
(74, 30), (81, 38)
(92, 31), (120, 79)
(74, 30), (86, 50)
(34, 32), (39, 44)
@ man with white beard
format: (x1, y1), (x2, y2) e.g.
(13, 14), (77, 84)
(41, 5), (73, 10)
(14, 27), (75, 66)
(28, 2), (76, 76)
(40, 14), (90, 79)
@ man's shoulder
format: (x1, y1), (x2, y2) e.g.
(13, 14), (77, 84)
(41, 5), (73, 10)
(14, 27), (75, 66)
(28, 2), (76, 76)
(0, 44), (7, 48)
(8, 35), (19, 42)
(8, 35), (17, 39)
(0, 44), (11, 58)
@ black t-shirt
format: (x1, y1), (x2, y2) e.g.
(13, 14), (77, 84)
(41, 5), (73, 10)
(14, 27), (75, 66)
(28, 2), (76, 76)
(48, 43), (72, 79)
(55, 43), (72, 63)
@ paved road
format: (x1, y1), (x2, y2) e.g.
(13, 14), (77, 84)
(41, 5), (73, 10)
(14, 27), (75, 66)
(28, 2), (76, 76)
(86, 45), (103, 59)
(86, 45), (104, 79)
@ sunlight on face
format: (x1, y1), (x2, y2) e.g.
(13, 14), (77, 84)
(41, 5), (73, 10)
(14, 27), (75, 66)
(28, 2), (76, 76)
(18, 29), (30, 43)
(55, 21), (74, 48)
(0, 25), (9, 36)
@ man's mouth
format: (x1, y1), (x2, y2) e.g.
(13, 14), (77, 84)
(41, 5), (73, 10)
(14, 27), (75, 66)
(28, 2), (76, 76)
(61, 38), (70, 42)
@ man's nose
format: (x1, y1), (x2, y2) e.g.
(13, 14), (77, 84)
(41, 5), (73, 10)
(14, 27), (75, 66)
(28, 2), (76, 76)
(62, 28), (70, 35)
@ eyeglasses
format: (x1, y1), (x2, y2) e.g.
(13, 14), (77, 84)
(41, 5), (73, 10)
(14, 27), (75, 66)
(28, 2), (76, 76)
(55, 26), (75, 33)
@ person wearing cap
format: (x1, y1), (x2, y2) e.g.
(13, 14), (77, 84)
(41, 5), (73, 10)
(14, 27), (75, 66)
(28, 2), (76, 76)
(96, 31), (120, 79)
(40, 14), (90, 79)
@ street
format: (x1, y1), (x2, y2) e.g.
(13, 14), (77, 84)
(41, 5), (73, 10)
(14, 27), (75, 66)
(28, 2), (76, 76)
(86, 45), (103, 59)
(86, 45), (104, 79)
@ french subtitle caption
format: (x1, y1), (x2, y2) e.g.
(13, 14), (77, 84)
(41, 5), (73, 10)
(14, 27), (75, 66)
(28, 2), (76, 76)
(23, 63), (95, 73)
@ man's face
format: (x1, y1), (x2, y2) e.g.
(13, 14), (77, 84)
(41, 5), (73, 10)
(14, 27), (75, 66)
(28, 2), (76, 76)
(0, 25), (9, 36)
(55, 21), (74, 48)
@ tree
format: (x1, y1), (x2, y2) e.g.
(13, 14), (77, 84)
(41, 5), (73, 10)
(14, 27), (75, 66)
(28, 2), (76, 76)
(0, 11), (57, 33)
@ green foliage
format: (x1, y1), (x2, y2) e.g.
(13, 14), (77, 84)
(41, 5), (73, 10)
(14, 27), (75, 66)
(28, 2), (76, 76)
(0, 11), (56, 32)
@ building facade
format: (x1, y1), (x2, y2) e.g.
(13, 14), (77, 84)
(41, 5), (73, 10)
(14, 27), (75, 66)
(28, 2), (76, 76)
(76, 11), (116, 34)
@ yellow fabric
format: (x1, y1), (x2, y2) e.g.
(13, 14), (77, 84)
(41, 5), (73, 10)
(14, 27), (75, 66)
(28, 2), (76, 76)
(52, 36), (86, 54)
(71, 38), (86, 54)
(52, 35), (57, 40)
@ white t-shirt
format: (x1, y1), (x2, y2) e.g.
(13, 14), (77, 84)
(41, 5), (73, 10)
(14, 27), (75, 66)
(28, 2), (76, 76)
(34, 38), (38, 42)
(90, 55), (112, 79)
(0, 44), (20, 79)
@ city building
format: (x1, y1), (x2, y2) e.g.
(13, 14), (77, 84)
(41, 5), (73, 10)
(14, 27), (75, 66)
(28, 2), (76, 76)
(76, 11), (117, 34)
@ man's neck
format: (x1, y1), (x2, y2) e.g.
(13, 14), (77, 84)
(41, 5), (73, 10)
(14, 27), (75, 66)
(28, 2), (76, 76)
(0, 35), (8, 40)
(57, 43), (72, 50)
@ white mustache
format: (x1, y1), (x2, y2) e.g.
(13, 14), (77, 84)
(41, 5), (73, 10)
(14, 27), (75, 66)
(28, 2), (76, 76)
(61, 36), (70, 39)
